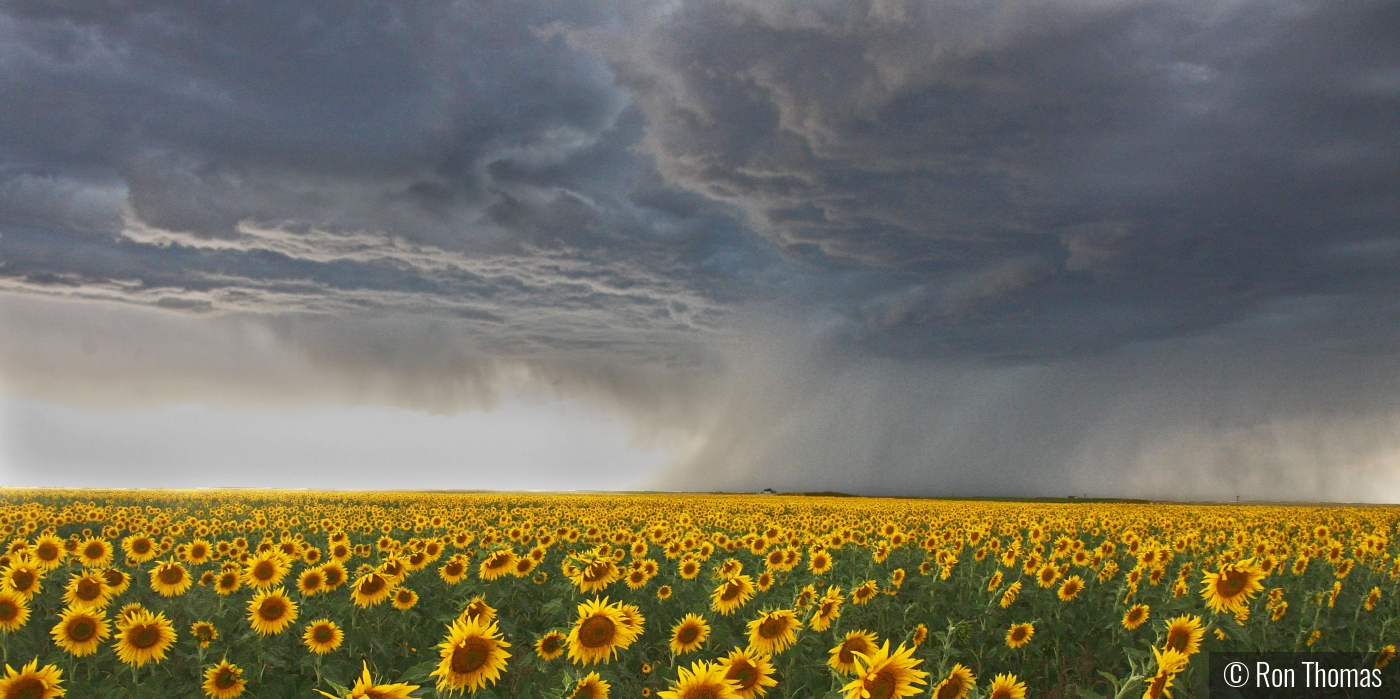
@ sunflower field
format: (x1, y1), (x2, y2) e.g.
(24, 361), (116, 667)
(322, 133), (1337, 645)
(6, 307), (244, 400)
(0, 489), (1397, 699)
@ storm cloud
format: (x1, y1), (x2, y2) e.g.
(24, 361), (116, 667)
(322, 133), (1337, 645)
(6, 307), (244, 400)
(1, 0), (1398, 498)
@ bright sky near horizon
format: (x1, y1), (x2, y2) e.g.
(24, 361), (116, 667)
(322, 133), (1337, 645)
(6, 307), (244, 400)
(1, 1), (1398, 499)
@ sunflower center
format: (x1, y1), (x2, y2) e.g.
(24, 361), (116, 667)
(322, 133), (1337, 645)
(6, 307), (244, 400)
(450, 638), (492, 674)
(6, 676), (45, 699)
(727, 661), (758, 689)
(1218, 570), (1249, 597)
(131, 624), (161, 649)
(758, 617), (785, 639)
(579, 616), (617, 648)
(542, 636), (561, 653)
(0, 602), (17, 621)
(313, 625), (334, 643)
(360, 576), (384, 595)
(325, 570), (343, 586)
(840, 640), (869, 664)
(102, 570), (124, 587)
(36, 544), (59, 561)
(1012, 628), (1027, 642)
(77, 578), (103, 600)
(259, 598), (286, 621)
(677, 625), (699, 644)
(679, 687), (720, 699)
(68, 618), (96, 642)
(863, 670), (899, 699)
(85, 543), (105, 559)
(159, 568), (183, 585)
(445, 562), (463, 576)
(11, 571), (33, 590)
(215, 669), (238, 689)
(252, 562), (275, 581)
(935, 676), (965, 699)
(720, 583), (742, 601)
(132, 540), (151, 554)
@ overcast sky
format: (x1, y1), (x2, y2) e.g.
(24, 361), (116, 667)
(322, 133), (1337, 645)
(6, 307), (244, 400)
(1, 0), (1398, 499)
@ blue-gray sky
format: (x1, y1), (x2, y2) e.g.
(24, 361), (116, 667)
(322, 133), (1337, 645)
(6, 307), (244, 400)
(1, 0), (1398, 499)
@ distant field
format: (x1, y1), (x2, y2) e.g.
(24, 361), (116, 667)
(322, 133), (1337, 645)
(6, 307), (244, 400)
(0, 488), (1395, 698)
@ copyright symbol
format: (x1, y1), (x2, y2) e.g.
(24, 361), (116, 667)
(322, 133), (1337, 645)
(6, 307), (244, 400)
(1224, 661), (1249, 688)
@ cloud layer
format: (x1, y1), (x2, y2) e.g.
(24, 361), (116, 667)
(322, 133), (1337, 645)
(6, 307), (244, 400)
(1, 0), (1398, 498)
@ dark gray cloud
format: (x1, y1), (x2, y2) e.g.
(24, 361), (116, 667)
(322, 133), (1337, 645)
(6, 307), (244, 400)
(1, 0), (1398, 497)
(579, 0), (1400, 357)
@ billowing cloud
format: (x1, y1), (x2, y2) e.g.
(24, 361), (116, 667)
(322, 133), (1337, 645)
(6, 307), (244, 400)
(1, 0), (1397, 498)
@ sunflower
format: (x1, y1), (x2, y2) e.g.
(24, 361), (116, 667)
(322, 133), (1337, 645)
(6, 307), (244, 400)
(841, 641), (928, 699)
(657, 585), (673, 600)
(62, 572), (111, 610)
(459, 596), (497, 626)
(116, 602), (147, 625)
(349, 573), (394, 608)
(320, 562), (348, 591)
(122, 536), (158, 564)
(568, 597), (637, 665)
(932, 664), (976, 699)
(478, 549), (518, 581)
(986, 571), (1004, 592)
(659, 660), (741, 699)
(246, 588), (298, 636)
(1366, 587), (1382, 611)
(568, 672), (611, 699)
(811, 588), (843, 631)
(0, 591), (28, 632)
(679, 560), (701, 580)
(1376, 645), (1397, 670)
(536, 630), (567, 660)
(149, 561), (192, 597)
(296, 567), (325, 597)
(999, 582), (1022, 609)
(1201, 560), (1265, 615)
(1162, 615), (1204, 656)
(852, 580), (878, 605)
(50, 607), (109, 657)
(911, 624), (928, 647)
(829, 631), (879, 675)
(1036, 563), (1062, 589)
(440, 557), (468, 585)
(0, 659), (64, 699)
(112, 610), (177, 668)
(202, 660), (246, 699)
(1143, 647), (1188, 699)
(711, 575), (755, 616)
(1006, 623), (1034, 649)
(987, 673), (1027, 699)
(430, 617), (511, 695)
(1270, 601), (1288, 620)
(31, 535), (66, 571)
(315, 661), (419, 699)
(719, 647), (777, 699)
(213, 570), (241, 596)
(809, 551), (833, 575)
(746, 609), (801, 656)
(1122, 604), (1150, 630)
(191, 621), (218, 648)
(670, 614), (710, 655)
(100, 568), (131, 597)
(303, 619), (343, 655)
(1057, 575), (1085, 602)
(392, 587), (419, 611)
(77, 538), (113, 568)
(2, 559), (42, 600)
(243, 552), (290, 590)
